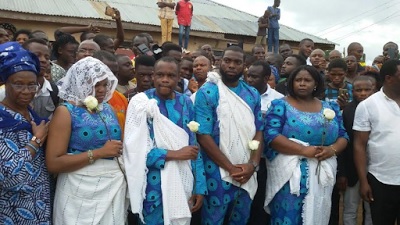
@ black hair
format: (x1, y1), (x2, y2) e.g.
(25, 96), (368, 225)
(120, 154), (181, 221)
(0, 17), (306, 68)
(353, 75), (374, 84)
(22, 38), (48, 49)
(327, 58), (347, 71)
(223, 46), (245, 60)
(93, 34), (112, 48)
(380, 59), (400, 81)
(289, 54), (307, 66)
(251, 60), (271, 78)
(268, 53), (284, 67)
(181, 57), (194, 63)
(287, 65), (325, 98)
(0, 23), (17, 34)
(29, 30), (47, 39)
(162, 43), (182, 56)
(191, 49), (208, 58)
(93, 50), (117, 62)
(155, 56), (179, 72)
(51, 34), (79, 58)
(347, 42), (362, 53)
(135, 55), (156, 71)
(12, 29), (31, 41)
(245, 55), (257, 66)
(132, 33), (150, 45)
(80, 31), (95, 42)
(384, 41), (398, 49)
(299, 38), (314, 45)
(361, 71), (382, 90)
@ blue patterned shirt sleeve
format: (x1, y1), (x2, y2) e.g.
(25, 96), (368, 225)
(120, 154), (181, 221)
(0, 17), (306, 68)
(264, 99), (286, 160)
(0, 131), (35, 189)
(253, 89), (265, 132)
(146, 147), (167, 170)
(194, 83), (218, 135)
(327, 101), (349, 141)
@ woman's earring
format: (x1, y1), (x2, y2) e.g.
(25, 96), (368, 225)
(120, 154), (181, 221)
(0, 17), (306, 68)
(313, 87), (317, 91)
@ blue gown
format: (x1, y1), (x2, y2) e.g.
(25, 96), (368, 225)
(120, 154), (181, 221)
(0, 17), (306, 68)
(141, 89), (207, 225)
(264, 98), (348, 224)
(195, 80), (264, 225)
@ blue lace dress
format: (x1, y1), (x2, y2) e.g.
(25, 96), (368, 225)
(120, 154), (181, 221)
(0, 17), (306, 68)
(264, 98), (348, 224)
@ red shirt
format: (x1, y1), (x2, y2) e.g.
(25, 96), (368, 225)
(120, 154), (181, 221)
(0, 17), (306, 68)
(176, 0), (193, 26)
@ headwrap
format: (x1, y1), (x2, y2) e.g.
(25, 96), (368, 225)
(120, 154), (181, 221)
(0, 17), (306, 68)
(0, 23), (17, 35)
(57, 57), (118, 104)
(0, 42), (40, 82)
(270, 65), (280, 84)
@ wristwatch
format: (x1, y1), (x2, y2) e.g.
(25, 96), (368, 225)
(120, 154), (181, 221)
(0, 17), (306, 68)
(250, 161), (259, 172)
(31, 136), (42, 146)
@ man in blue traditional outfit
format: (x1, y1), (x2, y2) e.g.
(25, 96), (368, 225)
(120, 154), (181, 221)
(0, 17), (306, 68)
(124, 56), (207, 225)
(194, 46), (264, 225)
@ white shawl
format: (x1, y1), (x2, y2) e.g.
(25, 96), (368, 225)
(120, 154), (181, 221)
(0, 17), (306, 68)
(124, 93), (193, 225)
(208, 72), (258, 199)
(264, 138), (337, 225)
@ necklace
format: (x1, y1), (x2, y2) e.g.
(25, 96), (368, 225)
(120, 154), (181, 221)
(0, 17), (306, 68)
(1, 101), (32, 122)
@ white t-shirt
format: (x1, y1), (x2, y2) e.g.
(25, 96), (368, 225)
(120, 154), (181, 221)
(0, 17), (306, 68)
(261, 84), (284, 114)
(353, 90), (400, 185)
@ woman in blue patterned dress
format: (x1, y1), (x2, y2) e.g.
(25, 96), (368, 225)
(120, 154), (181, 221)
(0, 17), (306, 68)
(264, 65), (348, 225)
(0, 42), (51, 224)
(46, 57), (128, 224)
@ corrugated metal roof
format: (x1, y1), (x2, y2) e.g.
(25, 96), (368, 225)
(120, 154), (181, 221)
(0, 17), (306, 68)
(0, 0), (335, 45)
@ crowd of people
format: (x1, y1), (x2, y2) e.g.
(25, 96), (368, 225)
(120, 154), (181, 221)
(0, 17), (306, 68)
(1, 0), (400, 225)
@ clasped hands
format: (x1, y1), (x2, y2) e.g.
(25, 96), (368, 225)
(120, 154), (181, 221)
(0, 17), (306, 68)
(301, 145), (336, 161)
(229, 163), (255, 185)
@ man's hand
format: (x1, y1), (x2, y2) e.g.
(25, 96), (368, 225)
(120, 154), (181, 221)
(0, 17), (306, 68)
(112, 8), (121, 20)
(337, 93), (349, 110)
(231, 163), (255, 184)
(360, 181), (374, 203)
(189, 195), (203, 212)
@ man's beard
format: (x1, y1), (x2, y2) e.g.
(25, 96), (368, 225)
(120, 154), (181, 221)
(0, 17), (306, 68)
(220, 68), (242, 83)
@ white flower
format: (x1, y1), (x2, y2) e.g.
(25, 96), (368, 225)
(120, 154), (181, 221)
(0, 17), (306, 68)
(248, 140), (260, 151)
(323, 108), (336, 120)
(187, 121), (200, 133)
(84, 96), (98, 112)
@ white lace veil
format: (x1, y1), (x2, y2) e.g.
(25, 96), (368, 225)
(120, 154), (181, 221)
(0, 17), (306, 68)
(57, 57), (118, 104)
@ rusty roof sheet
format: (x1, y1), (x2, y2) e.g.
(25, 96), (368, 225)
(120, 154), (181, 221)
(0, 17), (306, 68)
(0, 0), (335, 45)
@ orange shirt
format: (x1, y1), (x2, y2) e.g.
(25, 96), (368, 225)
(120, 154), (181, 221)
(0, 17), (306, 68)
(108, 91), (128, 138)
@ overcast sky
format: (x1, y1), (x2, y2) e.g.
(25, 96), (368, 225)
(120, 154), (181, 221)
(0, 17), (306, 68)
(212, 0), (400, 64)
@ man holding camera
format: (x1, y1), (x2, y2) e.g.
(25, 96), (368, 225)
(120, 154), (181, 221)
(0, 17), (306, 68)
(157, 0), (176, 44)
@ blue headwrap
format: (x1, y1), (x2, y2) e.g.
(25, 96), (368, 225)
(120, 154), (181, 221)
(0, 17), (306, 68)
(270, 65), (280, 84)
(0, 41), (40, 82)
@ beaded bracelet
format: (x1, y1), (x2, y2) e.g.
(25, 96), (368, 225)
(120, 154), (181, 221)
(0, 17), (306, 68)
(27, 142), (39, 153)
(88, 150), (95, 164)
(330, 145), (337, 156)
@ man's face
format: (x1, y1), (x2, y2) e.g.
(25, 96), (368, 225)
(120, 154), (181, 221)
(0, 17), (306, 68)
(281, 56), (298, 77)
(373, 56), (384, 66)
(220, 50), (244, 83)
(349, 45), (364, 61)
(60, 43), (78, 65)
(352, 80), (374, 102)
(247, 65), (267, 93)
(383, 43), (399, 60)
(279, 45), (292, 59)
(102, 38), (115, 54)
(214, 56), (222, 68)
(328, 68), (346, 87)
(26, 42), (50, 77)
(117, 56), (134, 81)
(345, 56), (357, 72)
(0, 28), (10, 44)
(180, 59), (193, 80)
(153, 61), (179, 99)
(135, 65), (154, 91)
(201, 44), (213, 58)
(193, 56), (210, 82)
(274, 0), (281, 7)
(328, 51), (342, 62)
(76, 42), (100, 61)
(299, 40), (314, 58)
(253, 47), (265, 60)
(310, 50), (325, 68)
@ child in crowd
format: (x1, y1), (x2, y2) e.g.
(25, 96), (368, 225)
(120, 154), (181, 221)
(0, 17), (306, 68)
(337, 76), (375, 225)
(325, 58), (353, 103)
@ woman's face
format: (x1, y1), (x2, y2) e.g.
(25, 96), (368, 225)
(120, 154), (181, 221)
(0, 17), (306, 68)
(94, 79), (109, 103)
(5, 71), (38, 107)
(292, 70), (316, 98)
(16, 33), (29, 45)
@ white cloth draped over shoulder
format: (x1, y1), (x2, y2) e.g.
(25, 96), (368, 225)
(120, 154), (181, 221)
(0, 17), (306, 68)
(207, 72), (258, 199)
(53, 159), (128, 225)
(264, 138), (337, 225)
(124, 93), (193, 225)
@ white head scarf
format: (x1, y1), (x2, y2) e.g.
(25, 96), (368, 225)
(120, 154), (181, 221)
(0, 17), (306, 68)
(57, 57), (118, 104)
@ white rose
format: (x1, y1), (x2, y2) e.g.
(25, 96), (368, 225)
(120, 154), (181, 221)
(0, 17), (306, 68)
(248, 140), (260, 151)
(84, 96), (98, 112)
(323, 108), (336, 120)
(187, 121), (200, 133)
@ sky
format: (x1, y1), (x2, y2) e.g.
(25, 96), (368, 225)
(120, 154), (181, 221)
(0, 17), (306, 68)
(212, 0), (400, 64)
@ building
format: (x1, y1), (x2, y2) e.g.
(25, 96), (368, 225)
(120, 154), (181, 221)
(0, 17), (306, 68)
(0, 0), (335, 53)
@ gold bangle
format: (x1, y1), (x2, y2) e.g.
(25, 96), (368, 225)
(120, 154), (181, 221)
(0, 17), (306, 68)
(88, 150), (95, 164)
(330, 145), (337, 156)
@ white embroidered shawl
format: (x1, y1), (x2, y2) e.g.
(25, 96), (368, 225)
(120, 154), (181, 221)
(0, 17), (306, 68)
(208, 72), (258, 199)
(264, 138), (337, 225)
(124, 93), (193, 225)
